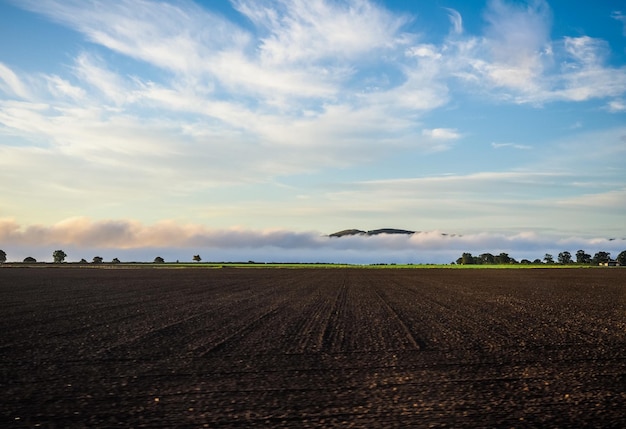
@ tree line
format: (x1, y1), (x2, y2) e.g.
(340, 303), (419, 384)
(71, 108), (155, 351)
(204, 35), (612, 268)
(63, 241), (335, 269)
(454, 250), (626, 265)
(0, 250), (170, 264)
(1, 248), (625, 265)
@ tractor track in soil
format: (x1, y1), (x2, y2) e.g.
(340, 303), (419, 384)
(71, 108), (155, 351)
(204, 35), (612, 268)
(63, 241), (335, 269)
(1, 267), (624, 428)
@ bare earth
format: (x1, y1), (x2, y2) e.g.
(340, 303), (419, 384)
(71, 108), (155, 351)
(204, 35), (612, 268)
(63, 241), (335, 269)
(1, 267), (624, 428)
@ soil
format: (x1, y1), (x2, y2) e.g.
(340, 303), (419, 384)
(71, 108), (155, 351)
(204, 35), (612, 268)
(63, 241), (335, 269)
(1, 267), (624, 428)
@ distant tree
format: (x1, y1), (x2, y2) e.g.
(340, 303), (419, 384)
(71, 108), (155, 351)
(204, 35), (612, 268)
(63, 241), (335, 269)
(495, 253), (511, 264)
(0, 249), (6, 263)
(617, 250), (626, 266)
(79, 258), (88, 264)
(558, 251), (572, 264)
(193, 254), (202, 262)
(479, 253), (495, 264)
(543, 253), (554, 264)
(576, 249), (591, 264)
(532, 259), (542, 264)
(111, 258), (121, 264)
(154, 256), (165, 264)
(459, 252), (475, 265)
(592, 251), (610, 265)
(23, 256), (36, 263)
(92, 256), (103, 264)
(520, 259), (532, 264)
(53, 250), (67, 263)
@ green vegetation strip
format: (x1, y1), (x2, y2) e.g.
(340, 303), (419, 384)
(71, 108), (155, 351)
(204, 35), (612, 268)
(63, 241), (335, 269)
(2, 262), (607, 269)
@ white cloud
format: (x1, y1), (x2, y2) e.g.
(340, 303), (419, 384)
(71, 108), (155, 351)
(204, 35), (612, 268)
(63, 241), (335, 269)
(491, 142), (532, 150)
(534, 37), (626, 103)
(406, 44), (441, 59)
(233, 0), (409, 63)
(44, 75), (86, 100)
(436, 3), (626, 104)
(563, 36), (608, 65)
(0, 63), (31, 99)
(480, 0), (552, 92)
(16, 0), (245, 76)
(354, 171), (570, 194)
(607, 99), (626, 112)
(72, 53), (134, 105)
(422, 128), (461, 140)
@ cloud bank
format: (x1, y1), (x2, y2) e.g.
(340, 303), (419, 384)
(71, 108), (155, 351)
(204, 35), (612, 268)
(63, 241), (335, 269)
(1, 218), (623, 264)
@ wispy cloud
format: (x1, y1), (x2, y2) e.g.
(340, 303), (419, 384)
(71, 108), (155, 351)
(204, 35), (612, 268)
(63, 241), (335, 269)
(0, 63), (31, 98)
(555, 188), (626, 209)
(444, 8), (463, 35)
(607, 99), (626, 112)
(233, 0), (409, 63)
(480, 0), (552, 93)
(16, 0), (245, 76)
(447, 2), (626, 104)
(491, 142), (532, 150)
(3, 0), (625, 164)
(612, 11), (626, 36)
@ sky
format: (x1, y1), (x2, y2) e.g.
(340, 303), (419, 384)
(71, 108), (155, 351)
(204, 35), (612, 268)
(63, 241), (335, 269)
(0, 0), (625, 263)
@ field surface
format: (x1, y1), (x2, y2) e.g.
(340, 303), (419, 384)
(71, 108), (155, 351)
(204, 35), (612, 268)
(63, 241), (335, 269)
(1, 267), (624, 428)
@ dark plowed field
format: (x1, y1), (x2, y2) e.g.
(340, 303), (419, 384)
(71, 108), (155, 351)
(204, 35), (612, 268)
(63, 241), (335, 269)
(1, 267), (624, 428)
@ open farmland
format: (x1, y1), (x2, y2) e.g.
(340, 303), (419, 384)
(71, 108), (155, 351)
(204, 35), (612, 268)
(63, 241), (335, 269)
(1, 267), (624, 428)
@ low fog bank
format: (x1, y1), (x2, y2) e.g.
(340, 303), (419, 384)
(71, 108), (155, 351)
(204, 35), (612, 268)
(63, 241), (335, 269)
(1, 218), (624, 264)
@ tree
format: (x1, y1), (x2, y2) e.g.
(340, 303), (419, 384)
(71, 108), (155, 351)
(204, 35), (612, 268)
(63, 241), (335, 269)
(154, 256), (165, 264)
(592, 251), (610, 265)
(0, 249), (6, 263)
(79, 258), (88, 264)
(576, 249), (591, 264)
(459, 252), (475, 265)
(111, 258), (121, 264)
(495, 253), (511, 264)
(558, 251), (572, 264)
(193, 254), (202, 262)
(23, 257), (36, 263)
(617, 250), (626, 266)
(92, 256), (103, 264)
(479, 253), (495, 264)
(543, 253), (554, 264)
(53, 250), (67, 263)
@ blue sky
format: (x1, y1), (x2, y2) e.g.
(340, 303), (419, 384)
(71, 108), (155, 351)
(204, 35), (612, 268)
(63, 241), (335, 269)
(0, 0), (625, 263)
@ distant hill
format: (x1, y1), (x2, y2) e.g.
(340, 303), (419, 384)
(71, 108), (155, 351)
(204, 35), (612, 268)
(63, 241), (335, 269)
(329, 229), (367, 237)
(330, 228), (415, 237)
